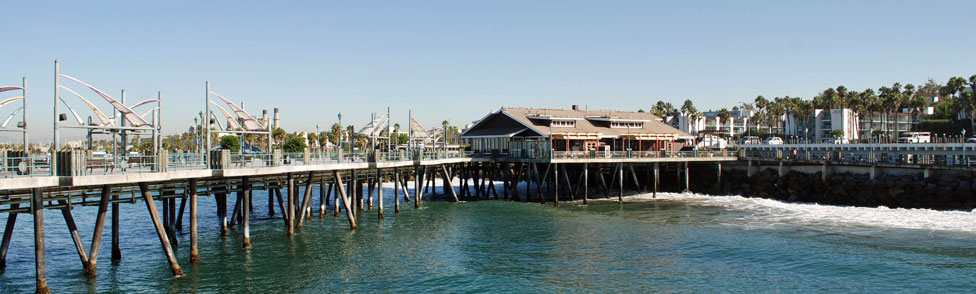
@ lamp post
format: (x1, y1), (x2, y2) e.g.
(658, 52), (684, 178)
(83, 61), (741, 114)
(962, 129), (967, 167)
(442, 120), (448, 159)
(338, 112), (343, 161)
(196, 117), (202, 153)
(315, 124), (320, 154)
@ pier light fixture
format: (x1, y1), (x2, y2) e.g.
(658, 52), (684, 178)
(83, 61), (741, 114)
(963, 129), (967, 167)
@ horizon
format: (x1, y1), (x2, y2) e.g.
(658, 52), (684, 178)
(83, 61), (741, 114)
(1, 1), (974, 143)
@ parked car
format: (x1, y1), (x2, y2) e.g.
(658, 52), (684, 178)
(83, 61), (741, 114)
(740, 136), (761, 145)
(830, 136), (850, 144)
(897, 132), (931, 143)
(966, 137), (976, 143)
(762, 137), (783, 145)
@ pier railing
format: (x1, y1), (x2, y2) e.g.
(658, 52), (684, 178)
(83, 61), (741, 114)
(0, 149), (475, 178)
(551, 150), (729, 159)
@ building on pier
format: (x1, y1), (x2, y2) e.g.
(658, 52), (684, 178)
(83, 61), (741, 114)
(461, 106), (693, 158)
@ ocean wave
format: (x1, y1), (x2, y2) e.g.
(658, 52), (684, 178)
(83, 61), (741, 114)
(625, 192), (976, 234)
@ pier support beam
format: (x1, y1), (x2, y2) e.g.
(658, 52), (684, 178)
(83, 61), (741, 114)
(287, 173), (295, 236)
(33, 188), (50, 294)
(57, 200), (88, 271)
(414, 167), (422, 208)
(333, 171), (358, 229)
(441, 165), (459, 202)
(217, 184), (228, 237)
(85, 186), (111, 277)
(583, 163), (588, 204)
(394, 168), (401, 213)
(241, 178), (251, 249)
(377, 169), (384, 219)
(683, 161), (690, 193)
(554, 163), (559, 207)
(111, 193), (121, 260)
(618, 163), (623, 202)
(715, 163), (722, 191)
(0, 203), (19, 269)
(297, 173), (313, 228)
(139, 183), (183, 277)
(189, 179), (201, 263)
(653, 163), (659, 198)
(319, 177), (326, 217)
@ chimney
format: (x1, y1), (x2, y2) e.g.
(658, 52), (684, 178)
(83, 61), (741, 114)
(572, 105), (579, 111)
(273, 108), (280, 130)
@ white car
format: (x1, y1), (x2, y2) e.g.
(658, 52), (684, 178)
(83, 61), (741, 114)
(966, 137), (976, 143)
(763, 137), (783, 145)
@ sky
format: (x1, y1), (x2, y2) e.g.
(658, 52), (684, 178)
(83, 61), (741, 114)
(1, 0), (974, 143)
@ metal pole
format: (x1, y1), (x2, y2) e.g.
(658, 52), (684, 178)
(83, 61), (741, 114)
(52, 61), (59, 174)
(205, 82), (210, 164)
(22, 77), (28, 154)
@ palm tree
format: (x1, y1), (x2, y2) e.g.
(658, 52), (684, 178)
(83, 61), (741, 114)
(717, 108), (731, 135)
(753, 96), (769, 136)
(681, 99), (698, 133)
(961, 75), (976, 134)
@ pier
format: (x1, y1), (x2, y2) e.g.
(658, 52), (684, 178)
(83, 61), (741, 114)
(2, 146), (734, 293)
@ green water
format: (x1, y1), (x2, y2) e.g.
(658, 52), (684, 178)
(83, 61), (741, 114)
(1, 189), (975, 293)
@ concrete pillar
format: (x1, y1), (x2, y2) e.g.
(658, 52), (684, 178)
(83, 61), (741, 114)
(653, 162), (659, 198)
(241, 178), (251, 249)
(583, 163), (589, 204)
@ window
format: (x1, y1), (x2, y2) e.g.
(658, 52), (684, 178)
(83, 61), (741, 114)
(610, 122), (643, 128)
(552, 120), (575, 128)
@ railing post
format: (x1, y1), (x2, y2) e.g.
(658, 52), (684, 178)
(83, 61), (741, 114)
(272, 149), (283, 166)
(303, 148), (310, 164)
(209, 150), (229, 169)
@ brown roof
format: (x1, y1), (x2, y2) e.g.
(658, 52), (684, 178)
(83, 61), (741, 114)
(465, 107), (692, 139)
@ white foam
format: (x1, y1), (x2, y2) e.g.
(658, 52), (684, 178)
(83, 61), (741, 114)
(624, 192), (976, 234)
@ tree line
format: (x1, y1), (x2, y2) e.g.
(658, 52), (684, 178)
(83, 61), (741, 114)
(643, 75), (976, 142)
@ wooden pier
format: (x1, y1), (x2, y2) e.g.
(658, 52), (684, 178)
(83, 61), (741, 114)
(0, 151), (734, 293)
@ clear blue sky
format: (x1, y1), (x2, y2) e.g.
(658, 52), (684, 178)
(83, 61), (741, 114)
(1, 1), (974, 142)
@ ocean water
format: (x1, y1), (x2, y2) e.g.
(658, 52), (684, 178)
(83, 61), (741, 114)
(1, 182), (974, 293)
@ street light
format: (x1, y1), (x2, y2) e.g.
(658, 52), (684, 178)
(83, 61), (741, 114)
(962, 128), (967, 167)
(337, 112), (343, 161)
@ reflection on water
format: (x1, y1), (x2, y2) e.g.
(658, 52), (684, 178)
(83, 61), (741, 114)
(1, 187), (974, 293)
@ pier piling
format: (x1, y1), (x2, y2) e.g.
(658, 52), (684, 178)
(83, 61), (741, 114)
(139, 183), (183, 277)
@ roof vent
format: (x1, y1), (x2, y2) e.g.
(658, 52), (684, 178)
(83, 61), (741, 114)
(571, 105), (579, 111)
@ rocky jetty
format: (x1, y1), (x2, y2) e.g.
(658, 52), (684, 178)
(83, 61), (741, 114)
(691, 168), (976, 210)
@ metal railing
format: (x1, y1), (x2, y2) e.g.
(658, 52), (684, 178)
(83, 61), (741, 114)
(551, 150), (731, 159)
(1, 155), (51, 178)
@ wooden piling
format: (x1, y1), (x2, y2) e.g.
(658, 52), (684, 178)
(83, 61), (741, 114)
(297, 173), (314, 228)
(554, 163), (559, 207)
(241, 178), (251, 249)
(319, 177), (326, 217)
(0, 203), (19, 269)
(189, 179), (201, 263)
(583, 163), (588, 204)
(286, 173), (295, 236)
(441, 165), (459, 202)
(333, 171), (358, 229)
(394, 168), (401, 213)
(274, 188), (290, 225)
(138, 183), (184, 277)
(415, 167), (423, 208)
(175, 195), (187, 231)
(218, 184), (229, 237)
(618, 163), (623, 202)
(268, 186), (275, 217)
(86, 186), (110, 276)
(33, 188), (50, 294)
(653, 162), (659, 198)
(377, 169), (384, 219)
(111, 193), (121, 260)
(57, 200), (89, 270)
(684, 161), (690, 193)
